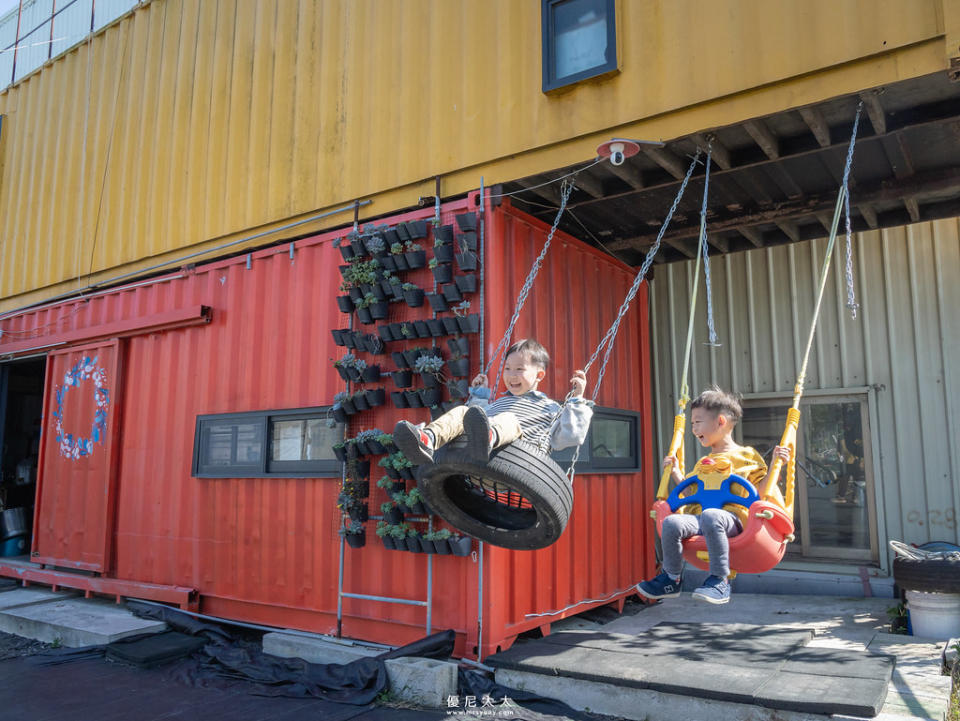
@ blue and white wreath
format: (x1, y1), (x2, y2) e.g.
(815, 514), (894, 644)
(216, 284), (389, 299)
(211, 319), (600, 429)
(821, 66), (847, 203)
(54, 355), (110, 460)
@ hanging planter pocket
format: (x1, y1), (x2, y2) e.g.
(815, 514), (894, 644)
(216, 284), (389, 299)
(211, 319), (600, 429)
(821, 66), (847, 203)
(448, 337), (470, 356)
(441, 283), (463, 303)
(352, 394), (370, 412)
(340, 396), (357, 415)
(390, 391), (409, 409)
(426, 319), (446, 337)
(369, 301), (389, 320)
(345, 474), (369, 493)
(338, 244), (356, 262)
(457, 231), (478, 252)
(392, 253), (409, 271)
(348, 287), (364, 304)
(333, 445), (348, 463)
(336, 365), (352, 382)
(455, 212), (477, 232)
(402, 349), (423, 367)
(356, 307), (374, 325)
(350, 238), (366, 257)
(341, 333), (356, 350)
(365, 388), (386, 407)
(447, 379), (469, 400)
(433, 243), (455, 264)
(421, 372), (441, 388)
(434, 223), (454, 243)
(348, 504), (368, 523)
(359, 366), (380, 385)
(378, 325), (395, 343)
(331, 329), (347, 346)
(406, 220), (428, 239)
(397, 323), (416, 342)
(431, 264), (453, 284)
(383, 507), (403, 525)
(457, 314), (480, 334)
(419, 387), (442, 407)
(332, 405), (349, 424)
(355, 439), (371, 456)
(404, 250), (427, 270)
(454, 273), (477, 294)
(381, 535), (396, 550)
(447, 357), (470, 377)
(403, 287), (425, 307)
(414, 320), (431, 338)
(392, 351), (409, 369)
(442, 317), (460, 335)
(336, 295), (354, 313)
(426, 293), (449, 313)
(380, 255), (397, 272)
(449, 536), (473, 556)
(404, 390), (424, 408)
(366, 439), (387, 455)
(455, 251), (478, 272)
(392, 369), (413, 388)
(346, 367), (362, 383)
(405, 534), (424, 553)
(363, 334), (385, 355)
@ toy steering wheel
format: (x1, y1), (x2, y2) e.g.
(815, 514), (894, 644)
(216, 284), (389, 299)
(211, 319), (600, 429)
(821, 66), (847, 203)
(665, 473), (760, 513)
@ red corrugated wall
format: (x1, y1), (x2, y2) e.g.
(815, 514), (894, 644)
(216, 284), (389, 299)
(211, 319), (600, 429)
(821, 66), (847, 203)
(0, 196), (654, 657)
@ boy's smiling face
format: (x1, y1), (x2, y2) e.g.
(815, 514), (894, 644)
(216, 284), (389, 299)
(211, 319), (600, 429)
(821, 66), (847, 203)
(690, 407), (730, 448)
(502, 351), (546, 396)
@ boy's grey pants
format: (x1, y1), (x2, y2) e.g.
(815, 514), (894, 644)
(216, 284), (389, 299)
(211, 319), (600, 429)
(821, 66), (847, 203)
(661, 508), (742, 579)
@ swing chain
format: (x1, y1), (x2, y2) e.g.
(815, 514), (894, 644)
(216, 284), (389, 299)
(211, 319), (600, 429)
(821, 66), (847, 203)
(485, 176), (576, 387)
(842, 102), (864, 319)
(566, 151), (702, 482)
(700, 146), (720, 347)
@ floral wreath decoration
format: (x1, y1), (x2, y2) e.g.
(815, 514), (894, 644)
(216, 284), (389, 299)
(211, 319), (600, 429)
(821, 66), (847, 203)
(53, 355), (110, 459)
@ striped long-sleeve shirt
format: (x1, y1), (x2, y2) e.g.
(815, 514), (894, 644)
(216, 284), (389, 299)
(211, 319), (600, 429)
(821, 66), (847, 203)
(469, 389), (592, 451)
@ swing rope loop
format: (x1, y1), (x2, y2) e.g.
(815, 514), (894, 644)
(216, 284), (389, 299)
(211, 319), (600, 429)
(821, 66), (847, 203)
(485, 177), (577, 388)
(566, 150), (701, 482)
(843, 102), (864, 320)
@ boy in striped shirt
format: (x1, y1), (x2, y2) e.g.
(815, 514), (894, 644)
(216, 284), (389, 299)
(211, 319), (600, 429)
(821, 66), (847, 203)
(394, 339), (591, 465)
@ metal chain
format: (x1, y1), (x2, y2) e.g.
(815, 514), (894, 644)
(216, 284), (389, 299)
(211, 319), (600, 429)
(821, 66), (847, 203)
(700, 148), (720, 346)
(843, 103), (863, 319)
(566, 150), (701, 480)
(485, 177), (576, 389)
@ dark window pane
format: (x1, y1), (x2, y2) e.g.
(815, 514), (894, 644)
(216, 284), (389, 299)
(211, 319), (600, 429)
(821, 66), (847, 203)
(554, 0), (610, 79)
(590, 417), (631, 459)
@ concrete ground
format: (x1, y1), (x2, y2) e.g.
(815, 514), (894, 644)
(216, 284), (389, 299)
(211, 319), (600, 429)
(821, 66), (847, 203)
(495, 593), (953, 721)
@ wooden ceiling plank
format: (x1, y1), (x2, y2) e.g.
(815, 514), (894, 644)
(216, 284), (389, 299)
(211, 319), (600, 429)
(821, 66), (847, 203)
(798, 106), (832, 147)
(743, 119), (780, 160)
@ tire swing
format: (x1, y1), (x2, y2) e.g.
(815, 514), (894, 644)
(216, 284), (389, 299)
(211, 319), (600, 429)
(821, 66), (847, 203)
(651, 106), (865, 575)
(419, 150), (701, 550)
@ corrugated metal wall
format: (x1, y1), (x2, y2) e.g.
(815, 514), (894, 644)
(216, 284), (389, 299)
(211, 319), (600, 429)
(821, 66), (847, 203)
(0, 0), (947, 307)
(650, 217), (960, 566)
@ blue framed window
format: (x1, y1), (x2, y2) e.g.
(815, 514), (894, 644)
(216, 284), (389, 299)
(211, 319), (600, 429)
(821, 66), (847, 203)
(542, 0), (618, 92)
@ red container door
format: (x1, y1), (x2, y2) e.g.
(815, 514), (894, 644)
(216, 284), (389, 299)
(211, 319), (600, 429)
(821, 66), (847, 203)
(33, 340), (124, 572)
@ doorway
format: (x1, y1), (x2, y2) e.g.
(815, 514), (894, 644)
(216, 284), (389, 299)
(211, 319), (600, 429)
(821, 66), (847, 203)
(0, 357), (46, 559)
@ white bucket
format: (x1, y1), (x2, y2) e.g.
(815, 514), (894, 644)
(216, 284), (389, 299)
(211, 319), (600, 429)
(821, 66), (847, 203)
(906, 589), (960, 639)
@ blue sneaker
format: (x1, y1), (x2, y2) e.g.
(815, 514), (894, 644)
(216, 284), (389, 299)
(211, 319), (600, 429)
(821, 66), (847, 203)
(691, 575), (731, 604)
(635, 571), (682, 600)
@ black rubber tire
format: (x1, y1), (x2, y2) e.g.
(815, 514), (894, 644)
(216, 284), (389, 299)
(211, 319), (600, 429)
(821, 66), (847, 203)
(893, 555), (960, 594)
(417, 438), (573, 551)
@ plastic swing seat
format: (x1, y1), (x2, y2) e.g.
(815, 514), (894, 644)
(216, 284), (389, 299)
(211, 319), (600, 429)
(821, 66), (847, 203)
(651, 472), (795, 575)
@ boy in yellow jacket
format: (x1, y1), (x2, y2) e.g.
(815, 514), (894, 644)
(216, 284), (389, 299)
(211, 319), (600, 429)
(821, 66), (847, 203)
(637, 387), (790, 604)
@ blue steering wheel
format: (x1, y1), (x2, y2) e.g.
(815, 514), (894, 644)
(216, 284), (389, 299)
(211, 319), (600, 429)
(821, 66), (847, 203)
(665, 473), (760, 513)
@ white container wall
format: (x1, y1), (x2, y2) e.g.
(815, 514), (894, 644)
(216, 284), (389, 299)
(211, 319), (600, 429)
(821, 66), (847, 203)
(649, 218), (960, 572)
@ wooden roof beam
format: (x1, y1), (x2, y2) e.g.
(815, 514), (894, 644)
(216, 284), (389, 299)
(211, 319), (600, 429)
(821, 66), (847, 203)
(860, 90), (887, 135)
(643, 146), (688, 180)
(904, 197), (921, 222)
(743, 119), (780, 160)
(572, 170), (605, 199)
(859, 204), (879, 229)
(605, 161), (645, 190)
(691, 134), (733, 170)
(776, 220), (801, 242)
(798, 106), (831, 147)
(739, 227), (765, 248)
(514, 178), (561, 205)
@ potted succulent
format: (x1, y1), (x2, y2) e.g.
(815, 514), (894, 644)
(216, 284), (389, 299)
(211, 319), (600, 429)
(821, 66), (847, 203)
(407, 487), (428, 515)
(441, 283), (463, 303)
(332, 441), (348, 463)
(376, 432), (395, 453)
(348, 230), (367, 258)
(377, 475), (405, 496)
(426, 293), (449, 313)
(429, 257), (453, 284)
(414, 354), (445, 386)
(424, 528), (452, 555)
(379, 455), (401, 480)
(390, 390), (409, 409)
(334, 236), (356, 262)
(376, 521), (395, 550)
(389, 522), (410, 549)
(394, 452), (416, 480)
(402, 346), (425, 368)
(402, 282), (425, 308)
(392, 490), (412, 514)
(355, 296), (374, 325)
(449, 533), (473, 556)
(332, 397), (349, 423)
(363, 333), (385, 356)
(365, 233), (387, 259)
(392, 368), (413, 388)
(333, 390), (354, 416)
(390, 242), (409, 271)
(405, 527), (424, 553)
(380, 500), (403, 525)
(399, 322), (416, 341)
(455, 212), (477, 232)
(334, 353), (356, 382)
(339, 520), (366, 549)
(365, 293), (389, 321)
(357, 429), (385, 455)
(455, 273), (477, 294)
(404, 241), (426, 270)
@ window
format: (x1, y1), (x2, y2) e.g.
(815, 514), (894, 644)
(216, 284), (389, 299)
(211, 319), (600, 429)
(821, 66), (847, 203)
(542, 0), (618, 92)
(193, 408), (343, 478)
(740, 392), (878, 563)
(551, 406), (640, 472)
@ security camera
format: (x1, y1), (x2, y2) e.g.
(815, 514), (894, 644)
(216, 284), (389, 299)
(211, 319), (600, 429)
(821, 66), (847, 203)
(609, 142), (626, 166)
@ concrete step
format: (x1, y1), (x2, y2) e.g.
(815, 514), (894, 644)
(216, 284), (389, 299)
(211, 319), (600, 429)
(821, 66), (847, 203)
(0, 589), (167, 647)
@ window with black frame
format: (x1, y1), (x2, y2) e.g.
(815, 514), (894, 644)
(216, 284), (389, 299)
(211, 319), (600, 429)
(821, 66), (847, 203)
(551, 407), (640, 472)
(193, 408), (343, 478)
(542, 0), (618, 92)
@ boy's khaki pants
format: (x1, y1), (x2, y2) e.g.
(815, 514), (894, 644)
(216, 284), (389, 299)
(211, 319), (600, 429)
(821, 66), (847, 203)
(425, 406), (522, 450)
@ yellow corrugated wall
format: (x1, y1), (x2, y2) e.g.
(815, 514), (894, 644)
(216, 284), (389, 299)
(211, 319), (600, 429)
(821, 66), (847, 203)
(0, 0), (950, 309)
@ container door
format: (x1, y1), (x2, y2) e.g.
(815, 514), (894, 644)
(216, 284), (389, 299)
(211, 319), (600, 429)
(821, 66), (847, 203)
(33, 340), (123, 571)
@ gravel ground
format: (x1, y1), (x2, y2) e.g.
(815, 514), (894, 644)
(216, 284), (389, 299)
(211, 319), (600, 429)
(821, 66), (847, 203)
(0, 630), (53, 661)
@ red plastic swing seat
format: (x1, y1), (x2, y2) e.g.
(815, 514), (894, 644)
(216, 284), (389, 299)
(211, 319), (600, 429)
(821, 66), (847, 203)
(652, 498), (795, 574)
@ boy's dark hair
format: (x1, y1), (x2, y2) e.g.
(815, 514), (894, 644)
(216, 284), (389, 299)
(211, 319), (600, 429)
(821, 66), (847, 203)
(690, 385), (742, 424)
(505, 339), (550, 369)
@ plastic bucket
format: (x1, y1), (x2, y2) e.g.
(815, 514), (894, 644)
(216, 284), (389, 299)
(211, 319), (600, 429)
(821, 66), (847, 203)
(0, 534), (28, 557)
(0, 507), (29, 540)
(906, 589), (960, 639)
